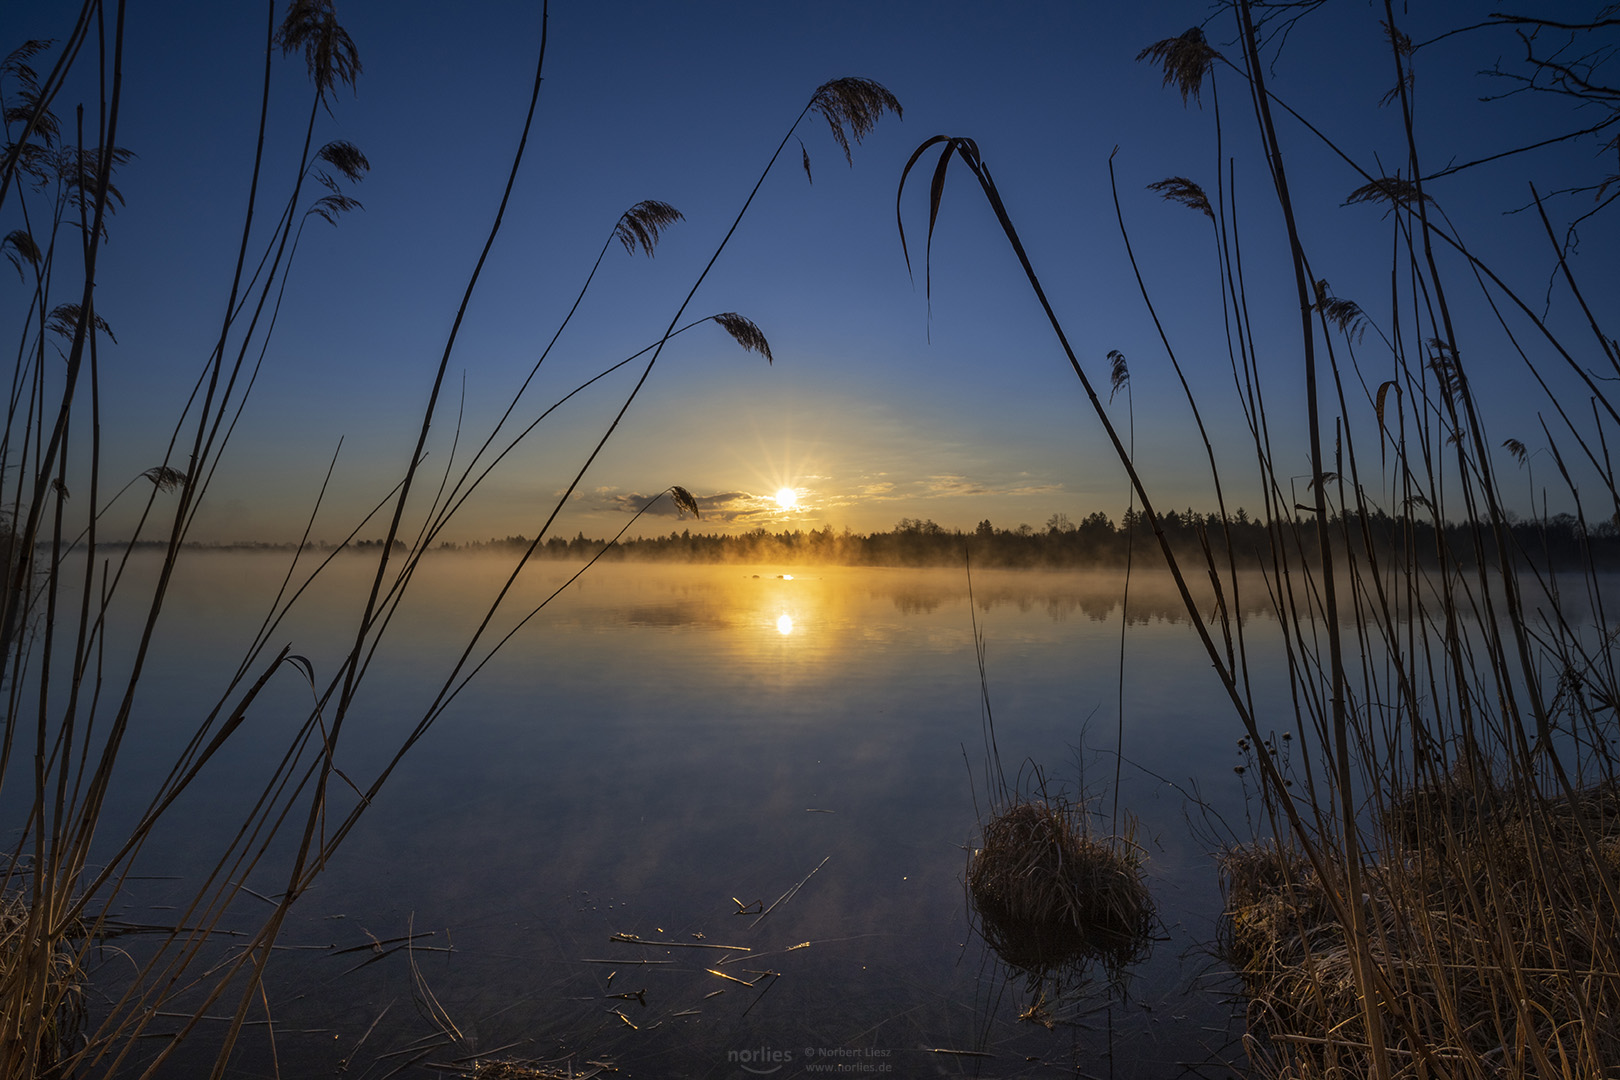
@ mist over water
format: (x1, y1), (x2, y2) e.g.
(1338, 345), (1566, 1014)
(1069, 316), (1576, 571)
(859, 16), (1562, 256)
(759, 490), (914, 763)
(36, 552), (1601, 1075)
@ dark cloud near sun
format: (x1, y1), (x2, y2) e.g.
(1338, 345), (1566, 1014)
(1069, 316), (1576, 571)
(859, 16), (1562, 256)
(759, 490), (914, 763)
(607, 490), (770, 523)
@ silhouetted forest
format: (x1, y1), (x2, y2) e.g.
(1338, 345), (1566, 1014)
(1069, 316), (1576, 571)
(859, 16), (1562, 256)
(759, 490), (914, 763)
(438, 509), (1620, 570)
(107, 508), (1620, 569)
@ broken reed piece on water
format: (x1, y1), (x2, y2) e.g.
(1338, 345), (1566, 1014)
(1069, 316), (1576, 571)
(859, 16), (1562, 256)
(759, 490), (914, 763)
(469, 1060), (613, 1080)
(967, 798), (1154, 979)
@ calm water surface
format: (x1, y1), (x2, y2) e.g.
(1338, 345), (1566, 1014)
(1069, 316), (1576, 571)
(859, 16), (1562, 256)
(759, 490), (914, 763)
(52, 554), (1302, 1077)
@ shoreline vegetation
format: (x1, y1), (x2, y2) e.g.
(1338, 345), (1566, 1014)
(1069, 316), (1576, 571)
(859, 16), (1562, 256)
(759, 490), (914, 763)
(95, 509), (1620, 570)
(8, 0), (1620, 1075)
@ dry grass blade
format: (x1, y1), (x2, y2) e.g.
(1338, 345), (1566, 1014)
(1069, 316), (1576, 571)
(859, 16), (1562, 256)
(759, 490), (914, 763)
(276, 0), (361, 99)
(809, 76), (902, 167)
(1136, 26), (1220, 104)
(712, 312), (773, 363)
(1148, 175), (1214, 218)
(613, 199), (683, 256)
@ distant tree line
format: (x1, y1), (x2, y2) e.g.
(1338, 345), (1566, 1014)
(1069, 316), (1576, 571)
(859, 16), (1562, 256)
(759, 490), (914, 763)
(443, 508), (1620, 570)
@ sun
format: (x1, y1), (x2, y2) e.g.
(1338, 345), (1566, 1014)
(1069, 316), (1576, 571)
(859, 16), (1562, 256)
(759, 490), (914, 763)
(774, 487), (798, 510)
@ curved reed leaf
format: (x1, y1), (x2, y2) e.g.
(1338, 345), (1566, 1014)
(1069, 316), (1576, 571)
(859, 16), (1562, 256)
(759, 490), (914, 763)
(669, 485), (701, 520)
(613, 200), (683, 257)
(713, 312), (773, 364)
(798, 136), (812, 184)
(284, 654), (316, 685)
(1148, 176), (1213, 219)
(276, 0), (362, 99)
(1136, 27), (1219, 104)
(1374, 380), (1399, 438)
(809, 76), (902, 168)
(895, 134), (982, 305)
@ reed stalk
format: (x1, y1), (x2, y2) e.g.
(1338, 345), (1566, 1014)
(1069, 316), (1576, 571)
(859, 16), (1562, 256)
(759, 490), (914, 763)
(902, 3), (1620, 1075)
(0, 2), (898, 1075)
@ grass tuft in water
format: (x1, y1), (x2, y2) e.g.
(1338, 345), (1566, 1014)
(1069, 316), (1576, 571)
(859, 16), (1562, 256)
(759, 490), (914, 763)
(968, 797), (1154, 982)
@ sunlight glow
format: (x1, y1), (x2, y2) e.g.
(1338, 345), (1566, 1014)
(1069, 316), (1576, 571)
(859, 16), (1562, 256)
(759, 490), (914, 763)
(776, 613), (794, 635)
(774, 487), (798, 510)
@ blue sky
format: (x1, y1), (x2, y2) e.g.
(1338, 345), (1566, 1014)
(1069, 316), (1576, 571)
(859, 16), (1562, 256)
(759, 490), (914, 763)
(5, 1), (1615, 543)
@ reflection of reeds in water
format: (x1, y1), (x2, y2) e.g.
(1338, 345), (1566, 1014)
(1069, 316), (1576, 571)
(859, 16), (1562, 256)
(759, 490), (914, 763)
(904, 3), (1620, 1076)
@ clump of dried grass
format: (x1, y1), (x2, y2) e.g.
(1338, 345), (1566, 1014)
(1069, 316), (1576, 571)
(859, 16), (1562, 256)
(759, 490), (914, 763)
(0, 892), (86, 1073)
(967, 798), (1154, 980)
(1220, 779), (1620, 1078)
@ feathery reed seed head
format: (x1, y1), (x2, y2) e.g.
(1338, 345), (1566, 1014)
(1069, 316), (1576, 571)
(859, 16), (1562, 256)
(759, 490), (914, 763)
(276, 0), (362, 99)
(809, 77), (902, 167)
(46, 303), (115, 344)
(614, 200), (683, 257)
(316, 139), (369, 182)
(2, 229), (40, 278)
(1107, 349), (1130, 403)
(712, 312), (773, 364)
(1345, 175), (1432, 213)
(1148, 176), (1214, 219)
(669, 486), (701, 520)
(1137, 27), (1219, 104)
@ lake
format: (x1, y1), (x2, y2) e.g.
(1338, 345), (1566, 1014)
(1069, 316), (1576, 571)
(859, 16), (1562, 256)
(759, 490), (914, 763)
(21, 553), (1317, 1077)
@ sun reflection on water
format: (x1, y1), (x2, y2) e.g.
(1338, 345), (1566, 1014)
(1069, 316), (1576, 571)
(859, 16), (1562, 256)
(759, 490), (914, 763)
(776, 613), (794, 635)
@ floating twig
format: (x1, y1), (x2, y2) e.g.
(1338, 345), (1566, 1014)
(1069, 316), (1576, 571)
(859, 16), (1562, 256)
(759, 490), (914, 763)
(706, 968), (758, 986)
(610, 932), (748, 951)
(750, 856), (830, 928)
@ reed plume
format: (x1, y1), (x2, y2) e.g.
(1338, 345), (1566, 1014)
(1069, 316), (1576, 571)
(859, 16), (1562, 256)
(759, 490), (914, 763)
(614, 199), (683, 256)
(713, 312), (774, 364)
(1136, 27), (1219, 104)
